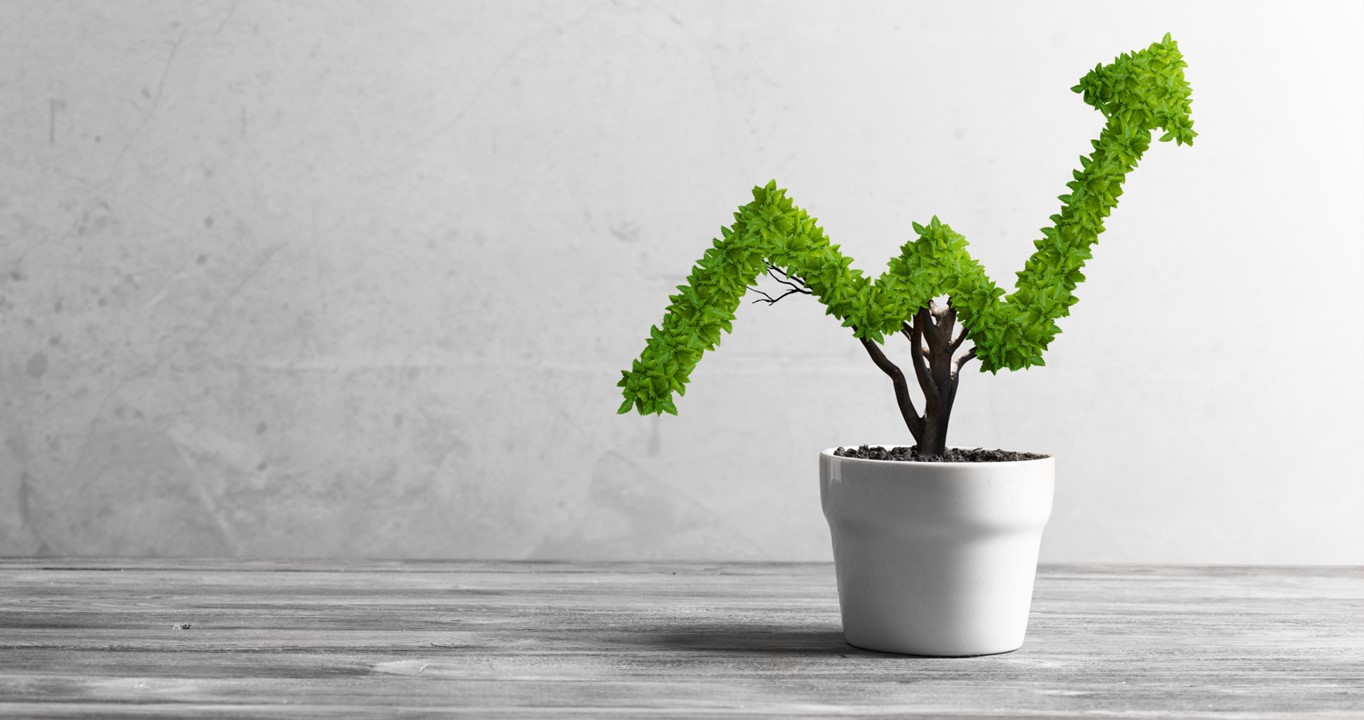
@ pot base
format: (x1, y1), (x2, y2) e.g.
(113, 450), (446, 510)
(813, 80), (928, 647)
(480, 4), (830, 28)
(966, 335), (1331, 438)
(844, 638), (1022, 658)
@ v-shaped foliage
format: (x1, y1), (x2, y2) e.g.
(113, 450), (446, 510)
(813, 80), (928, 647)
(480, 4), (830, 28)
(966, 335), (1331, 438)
(620, 35), (1194, 418)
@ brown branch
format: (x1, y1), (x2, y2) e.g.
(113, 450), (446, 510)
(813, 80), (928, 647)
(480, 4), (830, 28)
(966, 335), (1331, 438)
(859, 338), (924, 444)
(932, 299), (956, 340)
(953, 347), (978, 375)
(926, 306), (954, 401)
(949, 327), (969, 353)
(909, 307), (938, 409)
(901, 322), (929, 358)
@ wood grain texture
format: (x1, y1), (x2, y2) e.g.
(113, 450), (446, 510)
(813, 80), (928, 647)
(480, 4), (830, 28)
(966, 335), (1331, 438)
(0, 560), (1360, 718)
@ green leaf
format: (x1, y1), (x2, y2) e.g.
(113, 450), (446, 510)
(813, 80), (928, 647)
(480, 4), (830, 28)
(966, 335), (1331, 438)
(618, 36), (1193, 408)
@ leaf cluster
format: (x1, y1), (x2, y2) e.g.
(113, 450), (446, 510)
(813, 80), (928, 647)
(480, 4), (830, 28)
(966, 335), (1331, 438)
(619, 35), (1195, 415)
(1073, 33), (1197, 146)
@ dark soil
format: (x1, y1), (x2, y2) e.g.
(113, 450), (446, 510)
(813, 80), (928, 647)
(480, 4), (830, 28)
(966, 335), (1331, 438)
(833, 445), (1049, 463)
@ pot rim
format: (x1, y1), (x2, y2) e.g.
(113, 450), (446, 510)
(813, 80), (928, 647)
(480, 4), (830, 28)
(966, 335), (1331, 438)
(821, 445), (1053, 465)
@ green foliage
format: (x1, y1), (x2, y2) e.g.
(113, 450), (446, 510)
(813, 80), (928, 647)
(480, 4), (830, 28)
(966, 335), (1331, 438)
(619, 35), (1195, 416)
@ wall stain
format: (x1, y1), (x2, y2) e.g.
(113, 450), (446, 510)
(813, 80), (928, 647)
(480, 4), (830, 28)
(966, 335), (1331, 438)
(48, 98), (67, 145)
(25, 352), (49, 379)
(102, 27), (189, 185)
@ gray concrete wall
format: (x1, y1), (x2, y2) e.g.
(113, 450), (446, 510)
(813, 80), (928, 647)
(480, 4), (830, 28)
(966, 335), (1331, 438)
(2, 0), (1361, 562)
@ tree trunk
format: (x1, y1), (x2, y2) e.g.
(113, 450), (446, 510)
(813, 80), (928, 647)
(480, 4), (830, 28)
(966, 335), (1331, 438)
(863, 300), (974, 458)
(917, 417), (948, 457)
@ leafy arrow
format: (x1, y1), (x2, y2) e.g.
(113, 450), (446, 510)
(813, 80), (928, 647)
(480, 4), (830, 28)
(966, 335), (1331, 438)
(619, 34), (1195, 420)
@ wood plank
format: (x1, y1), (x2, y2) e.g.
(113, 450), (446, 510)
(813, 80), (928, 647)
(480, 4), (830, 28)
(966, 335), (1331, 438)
(0, 560), (1360, 717)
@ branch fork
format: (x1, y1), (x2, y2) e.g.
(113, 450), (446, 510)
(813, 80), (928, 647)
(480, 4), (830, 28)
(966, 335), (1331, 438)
(756, 271), (975, 457)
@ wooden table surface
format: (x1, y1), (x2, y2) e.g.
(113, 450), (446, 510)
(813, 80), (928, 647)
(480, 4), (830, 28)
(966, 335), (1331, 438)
(0, 560), (1360, 718)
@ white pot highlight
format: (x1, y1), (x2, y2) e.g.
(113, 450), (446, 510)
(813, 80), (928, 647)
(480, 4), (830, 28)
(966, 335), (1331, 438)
(820, 448), (1055, 656)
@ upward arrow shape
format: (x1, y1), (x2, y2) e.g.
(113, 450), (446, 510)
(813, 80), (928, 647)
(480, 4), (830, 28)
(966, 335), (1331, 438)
(621, 35), (1195, 416)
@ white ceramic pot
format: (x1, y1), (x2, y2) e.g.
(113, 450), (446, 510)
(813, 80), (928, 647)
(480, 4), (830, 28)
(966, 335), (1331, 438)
(820, 447), (1054, 656)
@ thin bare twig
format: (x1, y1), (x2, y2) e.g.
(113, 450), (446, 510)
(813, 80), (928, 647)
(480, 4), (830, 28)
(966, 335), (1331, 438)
(764, 264), (812, 294)
(750, 264), (812, 304)
(750, 287), (808, 305)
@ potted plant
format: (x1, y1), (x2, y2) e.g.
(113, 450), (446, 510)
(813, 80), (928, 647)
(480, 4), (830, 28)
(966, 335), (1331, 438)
(617, 35), (1195, 656)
